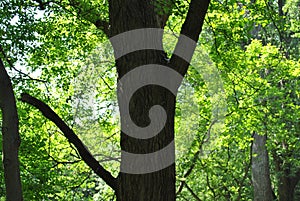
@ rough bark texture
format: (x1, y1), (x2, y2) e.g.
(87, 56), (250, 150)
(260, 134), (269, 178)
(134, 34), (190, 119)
(0, 58), (23, 201)
(110, 1), (175, 200)
(108, 0), (209, 200)
(251, 132), (274, 201)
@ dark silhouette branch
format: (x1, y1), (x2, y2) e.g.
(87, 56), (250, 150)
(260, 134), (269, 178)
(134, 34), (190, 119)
(20, 93), (118, 191)
(237, 135), (254, 200)
(95, 19), (110, 36)
(32, 0), (53, 10)
(176, 121), (216, 195)
(0, 44), (47, 83)
(170, 0), (210, 76)
(291, 169), (300, 189)
(185, 182), (202, 201)
(64, 0), (109, 35)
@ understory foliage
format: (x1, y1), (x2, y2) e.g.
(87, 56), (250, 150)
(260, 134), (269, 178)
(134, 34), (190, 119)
(0, 0), (299, 200)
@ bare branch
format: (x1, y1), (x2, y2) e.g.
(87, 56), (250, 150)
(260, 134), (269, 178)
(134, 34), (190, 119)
(20, 93), (118, 191)
(0, 44), (47, 83)
(185, 182), (202, 201)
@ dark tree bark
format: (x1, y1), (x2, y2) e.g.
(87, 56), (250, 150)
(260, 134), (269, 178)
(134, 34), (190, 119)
(251, 132), (274, 201)
(278, 175), (299, 201)
(23, 0), (210, 200)
(109, 0), (209, 200)
(109, 1), (175, 199)
(0, 58), (23, 201)
(273, 151), (300, 201)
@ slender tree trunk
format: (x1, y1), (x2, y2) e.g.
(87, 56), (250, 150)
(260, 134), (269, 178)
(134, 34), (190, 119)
(252, 132), (274, 201)
(0, 58), (23, 201)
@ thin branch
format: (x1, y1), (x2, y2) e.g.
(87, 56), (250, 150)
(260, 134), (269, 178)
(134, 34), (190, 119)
(237, 135), (253, 200)
(206, 172), (216, 199)
(185, 182), (202, 201)
(20, 93), (118, 191)
(62, 0), (109, 35)
(32, 0), (54, 10)
(48, 153), (82, 168)
(0, 44), (47, 83)
(30, 0), (109, 35)
(176, 120), (217, 195)
(70, 170), (93, 190)
(93, 153), (121, 163)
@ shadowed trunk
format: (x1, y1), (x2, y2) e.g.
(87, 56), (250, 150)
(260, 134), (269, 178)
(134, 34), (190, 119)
(109, 0), (209, 200)
(0, 58), (23, 201)
(273, 151), (300, 201)
(110, 1), (176, 200)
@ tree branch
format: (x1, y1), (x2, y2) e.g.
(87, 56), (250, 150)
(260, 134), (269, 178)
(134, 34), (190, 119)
(20, 93), (118, 191)
(32, 0), (53, 10)
(31, 0), (109, 36)
(291, 168), (300, 189)
(185, 182), (202, 201)
(0, 44), (47, 83)
(170, 0), (210, 76)
(176, 121), (215, 195)
(65, 0), (110, 36)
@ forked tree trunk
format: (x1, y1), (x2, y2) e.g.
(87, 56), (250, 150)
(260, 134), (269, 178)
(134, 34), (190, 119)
(110, 2), (176, 200)
(108, 0), (209, 200)
(252, 132), (274, 201)
(0, 58), (23, 201)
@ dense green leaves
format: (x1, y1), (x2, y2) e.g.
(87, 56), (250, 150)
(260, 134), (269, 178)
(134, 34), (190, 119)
(0, 0), (299, 200)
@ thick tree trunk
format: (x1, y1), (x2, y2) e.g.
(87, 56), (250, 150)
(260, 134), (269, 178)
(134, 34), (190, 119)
(108, 0), (209, 199)
(252, 132), (274, 201)
(109, 1), (176, 200)
(0, 58), (23, 201)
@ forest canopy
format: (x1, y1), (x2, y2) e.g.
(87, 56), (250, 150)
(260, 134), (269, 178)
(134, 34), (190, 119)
(0, 0), (299, 200)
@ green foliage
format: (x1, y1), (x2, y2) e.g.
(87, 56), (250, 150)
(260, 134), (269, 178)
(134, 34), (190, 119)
(0, 0), (299, 200)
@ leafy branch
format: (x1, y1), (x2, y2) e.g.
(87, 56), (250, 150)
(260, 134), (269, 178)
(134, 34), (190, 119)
(20, 93), (118, 191)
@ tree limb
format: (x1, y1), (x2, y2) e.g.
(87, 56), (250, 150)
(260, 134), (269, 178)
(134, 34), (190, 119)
(0, 44), (47, 83)
(64, 0), (109, 36)
(176, 121), (215, 195)
(170, 0), (210, 76)
(20, 93), (118, 190)
(185, 182), (202, 201)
